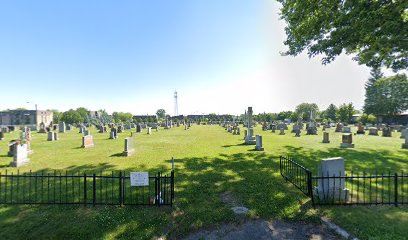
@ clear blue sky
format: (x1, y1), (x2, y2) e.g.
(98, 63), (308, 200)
(0, 0), (371, 115)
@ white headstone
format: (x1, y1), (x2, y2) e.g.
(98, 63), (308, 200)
(11, 143), (30, 167)
(315, 157), (349, 202)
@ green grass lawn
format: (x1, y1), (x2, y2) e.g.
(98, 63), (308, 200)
(0, 124), (407, 239)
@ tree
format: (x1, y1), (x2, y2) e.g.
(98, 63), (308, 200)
(364, 74), (408, 120)
(112, 112), (133, 123)
(60, 109), (82, 124)
(277, 1), (408, 71)
(295, 103), (319, 121)
(277, 111), (293, 121)
(324, 104), (338, 121)
(75, 107), (89, 123)
(360, 113), (377, 124)
(156, 109), (166, 119)
(337, 103), (355, 123)
(364, 67), (384, 114)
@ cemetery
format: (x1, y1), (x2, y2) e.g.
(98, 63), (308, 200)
(0, 119), (407, 239)
(1, 0), (407, 239)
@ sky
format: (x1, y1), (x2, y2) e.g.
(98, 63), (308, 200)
(0, 0), (374, 115)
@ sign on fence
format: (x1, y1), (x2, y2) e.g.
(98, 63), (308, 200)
(130, 172), (149, 186)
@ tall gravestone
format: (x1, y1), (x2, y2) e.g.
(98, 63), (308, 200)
(59, 122), (66, 133)
(147, 127), (152, 135)
(123, 137), (135, 156)
(0, 132), (4, 141)
(244, 107), (256, 145)
(314, 157), (349, 202)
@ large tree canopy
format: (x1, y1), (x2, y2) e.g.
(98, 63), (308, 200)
(364, 73), (408, 118)
(277, 0), (408, 71)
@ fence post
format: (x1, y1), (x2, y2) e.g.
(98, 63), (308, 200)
(170, 170), (174, 207)
(93, 173), (96, 207)
(307, 170), (315, 207)
(84, 173), (87, 206)
(157, 172), (161, 207)
(119, 171), (123, 207)
(394, 173), (398, 206)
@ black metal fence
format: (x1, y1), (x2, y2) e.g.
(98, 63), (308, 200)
(0, 170), (174, 207)
(280, 156), (408, 206)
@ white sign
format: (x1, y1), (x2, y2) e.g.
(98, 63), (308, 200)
(130, 172), (149, 186)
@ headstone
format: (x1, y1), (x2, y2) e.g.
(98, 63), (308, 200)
(340, 133), (354, 148)
(356, 124), (365, 134)
(294, 128), (301, 137)
(314, 157), (349, 202)
(147, 127), (152, 135)
(184, 125), (187, 130)
(79, 127), (85, 134)
(244, 107), (256, 145)
(38, 122), (48, 133)
(53, 132), (58, 140)
(0, 132), (4, 141)
(136, 125), (142, 133)
(306, 122), (318, 135)
(117, 125), (124, 133)
(368, 127), (378, 136)
(81, 135), (94, 148)
(47, 131), (55, 141)
(255, 135), (264, 151)
(8, 140), (17, 156)
(59, 122), (66, 133)
(382, 127), (392, 137)
(271, 125), (276, 133)
(10, 143), (30, 167)
(66, 124), (73, 131)
(279, 128), (285, 135)
(123, 137), (135, 156)
(335, 123), (343, 132)
(99, 126), (107, 133)
(237, 127), (240, 135)
(400, 129), (408, 139)
(322, 132), (330, 143)
(84, 129), (91, 136)
(342, 126), (351, 133)
(402, 136), (408, 149)
(155, 127), (159, 132)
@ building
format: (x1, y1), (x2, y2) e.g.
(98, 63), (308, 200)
(0, 110), (53, 130)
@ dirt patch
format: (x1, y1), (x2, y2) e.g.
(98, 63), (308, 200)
(183, 219), (341, 240)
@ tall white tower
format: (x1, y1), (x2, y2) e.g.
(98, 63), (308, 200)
(174, 90), (178, 116)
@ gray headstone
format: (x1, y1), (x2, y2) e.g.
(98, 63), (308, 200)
(10, 143), (30, 167)
(123, 137), (134, 156)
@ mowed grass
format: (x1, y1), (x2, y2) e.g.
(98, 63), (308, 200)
(0, 124), (407, 239)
